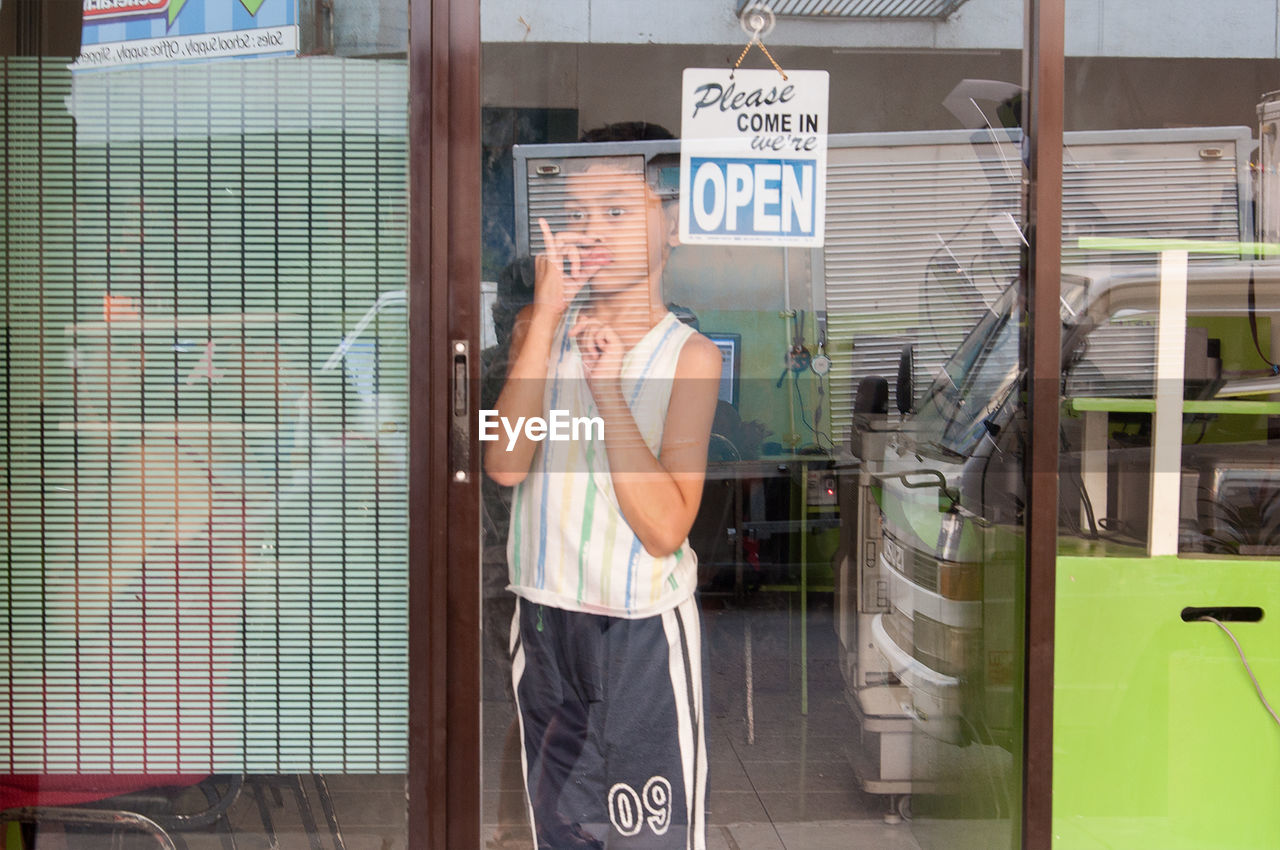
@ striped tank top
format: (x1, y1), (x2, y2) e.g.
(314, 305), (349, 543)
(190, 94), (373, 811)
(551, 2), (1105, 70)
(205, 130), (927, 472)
(507, 310), (699, 618)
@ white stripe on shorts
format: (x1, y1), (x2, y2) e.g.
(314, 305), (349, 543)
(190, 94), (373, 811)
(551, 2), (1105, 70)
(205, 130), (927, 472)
(661, 596), (707, 850)
(509, 600), (539, 850)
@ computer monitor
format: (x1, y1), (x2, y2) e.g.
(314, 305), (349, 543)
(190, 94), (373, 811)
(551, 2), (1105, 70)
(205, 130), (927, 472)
(704, 332), (740, 408)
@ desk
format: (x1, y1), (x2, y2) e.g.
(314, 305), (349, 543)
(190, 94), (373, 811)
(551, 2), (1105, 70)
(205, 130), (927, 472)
(700, 457), (835, 590)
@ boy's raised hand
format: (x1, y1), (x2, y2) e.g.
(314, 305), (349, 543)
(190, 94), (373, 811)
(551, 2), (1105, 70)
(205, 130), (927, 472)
(571, 316), (624, 394)
(533, 217), (587, 318)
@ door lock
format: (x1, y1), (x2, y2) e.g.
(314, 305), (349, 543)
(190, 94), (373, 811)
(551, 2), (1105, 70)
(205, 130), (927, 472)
(451, 340), (470, 482)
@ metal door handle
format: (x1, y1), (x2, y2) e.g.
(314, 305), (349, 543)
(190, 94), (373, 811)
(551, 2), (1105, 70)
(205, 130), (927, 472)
(451, 340), (470, 482)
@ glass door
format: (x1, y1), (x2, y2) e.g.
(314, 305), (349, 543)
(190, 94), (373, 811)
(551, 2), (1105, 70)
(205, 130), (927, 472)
(1053, 6), (1280, 847)
(471, 2), (1036, 848)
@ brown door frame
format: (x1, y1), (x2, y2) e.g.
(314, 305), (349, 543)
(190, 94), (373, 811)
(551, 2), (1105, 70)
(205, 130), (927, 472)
(408, 0), (482, 847)
(1022, 1), (1063, 848)
(408, 1), (1064, 847)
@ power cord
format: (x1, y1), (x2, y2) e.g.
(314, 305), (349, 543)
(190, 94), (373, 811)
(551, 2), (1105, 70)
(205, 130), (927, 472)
(791, 369), (834, 452)
(1198, 616), (1280, 730)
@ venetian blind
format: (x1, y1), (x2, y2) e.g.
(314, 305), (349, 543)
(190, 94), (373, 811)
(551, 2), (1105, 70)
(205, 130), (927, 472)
(1, 55), (409, 773)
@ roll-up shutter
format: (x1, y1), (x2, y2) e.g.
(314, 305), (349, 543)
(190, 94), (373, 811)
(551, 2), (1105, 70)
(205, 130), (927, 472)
(821, 127), (1249, 440)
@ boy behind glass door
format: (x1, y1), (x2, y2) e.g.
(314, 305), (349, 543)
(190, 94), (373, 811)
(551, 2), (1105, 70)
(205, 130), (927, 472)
(485, 127), (721, 849)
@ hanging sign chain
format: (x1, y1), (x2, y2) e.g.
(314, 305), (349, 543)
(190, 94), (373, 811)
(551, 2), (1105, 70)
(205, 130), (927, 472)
(732, 5), (787, 80)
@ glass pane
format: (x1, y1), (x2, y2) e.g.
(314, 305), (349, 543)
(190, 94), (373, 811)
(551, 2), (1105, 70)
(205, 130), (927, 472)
(1, 1), (409, 846)
(477, 4), (1028, 848)
(1056, 13), (1280, 846)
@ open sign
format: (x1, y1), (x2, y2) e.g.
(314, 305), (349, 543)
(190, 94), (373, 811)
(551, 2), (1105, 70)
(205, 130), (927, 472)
(687, 157), (816, 238)
(680, 68), (828, 247)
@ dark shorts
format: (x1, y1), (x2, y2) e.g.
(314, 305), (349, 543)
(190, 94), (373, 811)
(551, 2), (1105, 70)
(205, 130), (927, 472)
(510, 596), (706, 849)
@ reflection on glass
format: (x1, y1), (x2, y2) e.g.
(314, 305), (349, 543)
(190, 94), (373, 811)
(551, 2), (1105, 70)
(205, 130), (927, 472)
(1053, 261), (1280, 551)
(912, 286), (1021, 460)
(1, 2), (409, 839)
(1055, 15), (1280, 847)
(480, 53), (1027, 850)
(478, 3), (1039, 848)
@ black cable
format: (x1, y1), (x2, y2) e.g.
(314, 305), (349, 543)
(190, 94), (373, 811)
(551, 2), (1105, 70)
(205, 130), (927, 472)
(1189, 416), (1210, 445)
(791, 370), (834, 452)
(1060, 424), (1133, 543)
(1247, 268), (1280, 375)
(1060, 426), (1099, 538)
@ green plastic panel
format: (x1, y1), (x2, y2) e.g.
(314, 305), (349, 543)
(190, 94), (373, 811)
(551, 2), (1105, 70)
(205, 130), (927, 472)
(1054, 555), (1280, 849)
(1064, 397), (1280, 416)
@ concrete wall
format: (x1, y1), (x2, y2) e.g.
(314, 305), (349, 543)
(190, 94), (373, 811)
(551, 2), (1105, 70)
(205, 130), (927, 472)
(482, 0), (1021, 49)
(331, 0), (408, 56)
(1064, 56), (1280, 131)
(482, 42), (1025, 134)
(482, 0), (1280, 59)
(483, 42), (1278, 136)
(15, 0), (1278, 62)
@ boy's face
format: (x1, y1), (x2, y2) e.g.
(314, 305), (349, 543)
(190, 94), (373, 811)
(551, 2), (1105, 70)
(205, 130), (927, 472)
(560, 164), (674, 291)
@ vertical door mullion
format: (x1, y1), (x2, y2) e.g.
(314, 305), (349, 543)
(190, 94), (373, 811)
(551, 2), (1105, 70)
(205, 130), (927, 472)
(1022, 0), (1064, 847)
(409, 0), (483, 846)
